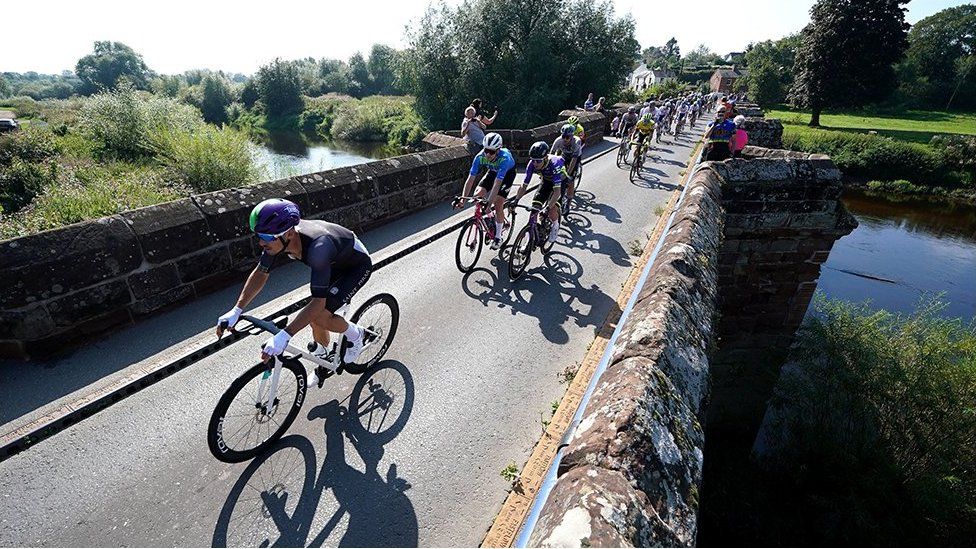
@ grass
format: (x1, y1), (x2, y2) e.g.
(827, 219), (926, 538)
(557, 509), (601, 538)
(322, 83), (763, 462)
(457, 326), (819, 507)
(767, 106), (976, 144)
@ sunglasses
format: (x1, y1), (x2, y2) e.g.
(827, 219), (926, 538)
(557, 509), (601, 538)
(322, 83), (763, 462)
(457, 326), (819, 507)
(484, 148), (499, 155)
(256, 232), (282, 242)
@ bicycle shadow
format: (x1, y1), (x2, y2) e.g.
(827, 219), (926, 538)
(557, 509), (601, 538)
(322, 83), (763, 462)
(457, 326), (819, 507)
(212, 360), (418, 548)
(571, 190), (622, 225)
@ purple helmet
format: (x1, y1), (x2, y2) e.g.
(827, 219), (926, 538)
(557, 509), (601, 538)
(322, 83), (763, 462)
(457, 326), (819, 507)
(249, 198), (301, 235)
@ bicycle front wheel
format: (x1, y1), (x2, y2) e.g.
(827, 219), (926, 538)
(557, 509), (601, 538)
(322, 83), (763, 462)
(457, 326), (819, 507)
(508, 226), (533, 280)
(454, 218), (483, 273)
(616, 143), (626, 168)
(574, 162), (583, 190)
(207, 357), (307, 463)
(630, 157), (640, 182)
(343, 293), (400, 375)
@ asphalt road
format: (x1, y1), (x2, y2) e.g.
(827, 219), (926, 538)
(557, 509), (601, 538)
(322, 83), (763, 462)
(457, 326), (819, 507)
(0, 127), (700, 547)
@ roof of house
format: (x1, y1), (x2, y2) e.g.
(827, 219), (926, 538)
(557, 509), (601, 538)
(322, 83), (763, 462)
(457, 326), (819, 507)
(629, 63), (652, 78)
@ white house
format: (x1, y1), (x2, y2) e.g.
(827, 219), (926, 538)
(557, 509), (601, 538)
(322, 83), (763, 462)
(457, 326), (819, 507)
(628, 64), (677, 92)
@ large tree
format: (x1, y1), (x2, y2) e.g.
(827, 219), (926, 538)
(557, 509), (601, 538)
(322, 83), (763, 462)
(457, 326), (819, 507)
(75, 41), (152, 94)
(742, 34), (800, 104)
(897, 5), (976, 110)
(402, 0), (638, 130)
(367, 44), (400, 95)
(790, 0), (909, 126)
(255, 58), (304, 117)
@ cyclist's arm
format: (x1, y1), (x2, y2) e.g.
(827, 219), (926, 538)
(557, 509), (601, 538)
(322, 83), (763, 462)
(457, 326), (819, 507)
(235, 266), (269, 309)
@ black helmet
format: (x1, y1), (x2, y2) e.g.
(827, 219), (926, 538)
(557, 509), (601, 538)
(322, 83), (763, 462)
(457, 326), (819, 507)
(528, 141), (549, 160)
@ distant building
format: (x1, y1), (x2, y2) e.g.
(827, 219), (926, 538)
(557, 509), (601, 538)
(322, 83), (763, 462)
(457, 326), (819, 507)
(710, 66), (749, 93)
(628, 64), (677, 92)
(724, 52), (746, 64)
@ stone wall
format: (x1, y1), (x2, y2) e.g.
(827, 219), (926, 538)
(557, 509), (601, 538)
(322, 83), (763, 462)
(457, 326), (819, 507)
(740, 118), (783, 149)
(529, 168), (724, 547)
(0, 146), (470, 359)
(528, 146), (854, 546)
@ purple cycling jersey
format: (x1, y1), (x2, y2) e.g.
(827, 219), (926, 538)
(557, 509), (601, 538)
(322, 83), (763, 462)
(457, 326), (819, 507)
(523, 155), (566, 186)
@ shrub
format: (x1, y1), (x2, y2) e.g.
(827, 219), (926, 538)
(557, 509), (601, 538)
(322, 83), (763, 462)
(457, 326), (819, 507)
(149, 124), (258, 192)
(782, 126), (946, 183)
(0, 125), (60, 165)
(317, 95), (426, 147)
(80, 84), (204, 159)
(762, 296), (976, 545)
(0, 96), (42, 119)
(930, 134), (976, 180)
(0, 159), (56, 214)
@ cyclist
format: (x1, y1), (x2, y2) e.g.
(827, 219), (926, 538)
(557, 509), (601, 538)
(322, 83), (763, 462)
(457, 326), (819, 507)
(653, 103), (669, 142)
(631, 113), (655, 158)
(512, 141), (566, 244)
(216, 199), (372, 383)
(566, 115), (586, 143)
(703, 109), (738, 161)
(620, 106), (639, 138)
(455, 132), (516, 250)
(551, 124), (583, 211)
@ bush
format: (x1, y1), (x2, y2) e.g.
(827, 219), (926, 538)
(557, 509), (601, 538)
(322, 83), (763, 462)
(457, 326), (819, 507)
(315, 95), (426, 147)
(782, 126), (947, 183)
(80, 84), (204, 159)
(0, 125), (60, 165)
(149, 124), (258, 192)
(761, 296), (976, 545)
(0, 159), (56, 215)
(0, 96), (42, 119)
(930, 134), (976, 180)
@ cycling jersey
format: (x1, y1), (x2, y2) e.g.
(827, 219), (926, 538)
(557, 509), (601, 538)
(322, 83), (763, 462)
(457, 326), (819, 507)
(524, 154), (566, 186)
(573, 123), (586, 141)
(707, 120), (737, 143)
(634, 119), (654, 135)
(551, 135), (583, 158)
(469, 148), (516, 179)
(259, 220), (372, 310)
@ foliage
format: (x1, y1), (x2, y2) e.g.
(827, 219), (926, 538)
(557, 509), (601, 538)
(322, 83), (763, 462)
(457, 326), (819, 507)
(896, 5), (976, 110)
(75, 41), (152, 94)
(638, 79), (685, 101)
(198, 73), (234, 124)
(930, 134), (976, 179)
(790, 0), (910, 125)
(681, 44), (723, 68)
(401, 0), (639, 131)
(0, 71), (82, 100)
(760, 296), (976, 545)
(782, 125), (946, 183)
(741, 35), (799, 105)
(643, 38), (682, 70)
(306, 94), (427, 147)
(79, 84), (203, 159)
(148, 124), (258, 192)
(367, 44), (400, 95)
(0, 75), (9, 98)
(0, 126), (61, 213)
(255, 58), (304, 118)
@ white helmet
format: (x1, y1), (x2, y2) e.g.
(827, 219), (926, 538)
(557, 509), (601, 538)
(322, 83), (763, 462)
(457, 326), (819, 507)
(482, 133), (503, 150)
(733, 115), (746, 126)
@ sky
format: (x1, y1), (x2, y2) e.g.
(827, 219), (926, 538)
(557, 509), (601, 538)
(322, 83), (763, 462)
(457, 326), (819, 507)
(0, 0), (968, 75)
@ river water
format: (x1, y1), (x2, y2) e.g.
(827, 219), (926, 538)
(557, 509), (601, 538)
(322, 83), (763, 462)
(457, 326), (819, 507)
(250, 131), (399, 180)
(818, 189), (976, 321)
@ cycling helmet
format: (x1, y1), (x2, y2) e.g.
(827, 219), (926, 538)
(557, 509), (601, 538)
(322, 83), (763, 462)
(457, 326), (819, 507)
(641, 113), (653, 124)
(560, 123), (576, 137)
(482, 132), (503, 150)
(567, 115), (579, 125)
(528, 141), (550, 160)
(733, 115), (746, 126)
(249, 198), (301, 235)
(628, 106), (636, 113)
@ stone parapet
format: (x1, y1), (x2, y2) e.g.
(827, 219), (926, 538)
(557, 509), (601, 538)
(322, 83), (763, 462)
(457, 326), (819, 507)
(529, 168), (723, 547)
(0, 146), (469, 359)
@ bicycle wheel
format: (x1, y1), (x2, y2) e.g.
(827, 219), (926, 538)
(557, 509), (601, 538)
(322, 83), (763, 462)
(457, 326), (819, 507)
(500, 208), (517, 248)
(208, 357), (307, 463)
(508, 225), (533, 280)
(574, 162), (583, 190)
(616, 143), (626, 168)
(454, 218), (483, 273)
(630, 155), (641, 182)
(342, 293), (400, 375)
(540, 217), (556, 254)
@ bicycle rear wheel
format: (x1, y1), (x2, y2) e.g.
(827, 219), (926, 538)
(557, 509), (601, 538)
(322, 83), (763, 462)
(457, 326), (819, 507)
(208, 357), (307, 463)
(454, 218), (483, 273)
(342, 293), (400, 375)
(616, 143), (627, 168)
(574, 162), (583, 190)
(508, 225), (533, 280)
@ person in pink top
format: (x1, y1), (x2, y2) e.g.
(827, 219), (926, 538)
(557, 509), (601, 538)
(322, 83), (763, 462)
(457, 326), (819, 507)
(732, 115), (749, 157)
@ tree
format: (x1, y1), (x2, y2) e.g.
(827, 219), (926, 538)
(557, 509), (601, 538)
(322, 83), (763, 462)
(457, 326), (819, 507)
(897, 5), (976, 109)
(368, 44), (400, 95)
(0, 75), (9, 98)
(348, 52), (371, 97)
(741, 35), (799, 104)
(683, 44), (724, 68)
(255, 59), (304, 117)
(75, 41), (152, 94)
(199, 74), (234, 124)
(402, 0), (638, 130)
(643, 37), (681, 70)
(790, 0), (909, 126)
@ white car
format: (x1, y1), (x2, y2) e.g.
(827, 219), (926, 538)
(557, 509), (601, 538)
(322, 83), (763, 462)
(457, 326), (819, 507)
(0, 118), (19, 132)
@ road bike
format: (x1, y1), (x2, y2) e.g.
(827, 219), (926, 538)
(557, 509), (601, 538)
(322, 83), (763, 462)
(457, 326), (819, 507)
(454, 196), (515, 273)
(508, 203), (557, 280)
(208, 294), (400, 463)
(675, 115), (685, 138)
(630, 139), (649, 183)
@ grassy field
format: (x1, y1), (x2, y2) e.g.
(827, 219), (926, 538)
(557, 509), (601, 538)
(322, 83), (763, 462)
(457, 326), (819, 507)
(766, 106), (976, 144)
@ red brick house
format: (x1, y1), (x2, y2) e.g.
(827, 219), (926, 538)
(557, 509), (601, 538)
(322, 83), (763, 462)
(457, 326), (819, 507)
(710, 67), (749, 93)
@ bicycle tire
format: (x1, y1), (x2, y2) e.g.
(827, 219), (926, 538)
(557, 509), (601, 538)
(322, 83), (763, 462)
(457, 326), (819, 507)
(574, 162), (583, 190)
(540, 217), (556, 254)
(630, 156), (640, 182)
(207, 357), (307, 463)
(508, 226), (533, 280)
(454, 218), (483, 273)
(616, 144), (626, 168)
(342, 293), (400, 375)
(500, 208), (517, 249)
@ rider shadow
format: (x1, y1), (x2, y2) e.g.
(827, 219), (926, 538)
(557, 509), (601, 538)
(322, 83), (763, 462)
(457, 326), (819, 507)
(571, 190), (622, 225)
(212, 360), (418, 548)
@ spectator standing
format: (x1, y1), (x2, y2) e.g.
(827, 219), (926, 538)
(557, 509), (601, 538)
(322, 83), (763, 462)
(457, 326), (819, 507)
(461, 106), (486, 155)
(470, 98), (498, 128)
(595, 96), (607, 114)
(732, 115), (749, 158)
(703, 109), (737, 161)
(610, 114), (621, 136)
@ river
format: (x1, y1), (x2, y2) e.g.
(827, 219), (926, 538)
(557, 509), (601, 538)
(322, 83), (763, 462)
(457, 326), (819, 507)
(818, 189), (976, 320)
(250, 131), (400, 180)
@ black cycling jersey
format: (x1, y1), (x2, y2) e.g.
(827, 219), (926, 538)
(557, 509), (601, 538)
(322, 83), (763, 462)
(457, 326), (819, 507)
(259, 220), (371, 305)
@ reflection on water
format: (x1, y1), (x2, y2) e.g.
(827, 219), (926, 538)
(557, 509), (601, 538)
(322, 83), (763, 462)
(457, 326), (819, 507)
(817, 189), (976, 320)
(251, 131), (400, 179)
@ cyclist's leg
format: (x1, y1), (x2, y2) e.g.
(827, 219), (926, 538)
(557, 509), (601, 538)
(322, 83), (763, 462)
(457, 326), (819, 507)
(309, 253), (373, 346)
(494, 169), (517, 231)
(475, 170), (496, 199)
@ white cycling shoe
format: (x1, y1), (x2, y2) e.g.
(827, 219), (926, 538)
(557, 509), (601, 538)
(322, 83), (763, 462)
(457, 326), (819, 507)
(343, 328), (366, 364)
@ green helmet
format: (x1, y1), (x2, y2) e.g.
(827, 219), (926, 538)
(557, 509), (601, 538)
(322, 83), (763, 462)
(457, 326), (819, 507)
(641, 113), (653, 124)
(567, 115), (579, 125)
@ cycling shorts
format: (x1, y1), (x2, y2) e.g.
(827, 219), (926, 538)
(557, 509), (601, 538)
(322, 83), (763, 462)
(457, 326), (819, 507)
(531, 177), (560, 210)
(323, 251), (372, 312)
(477, 167), (517, 198)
